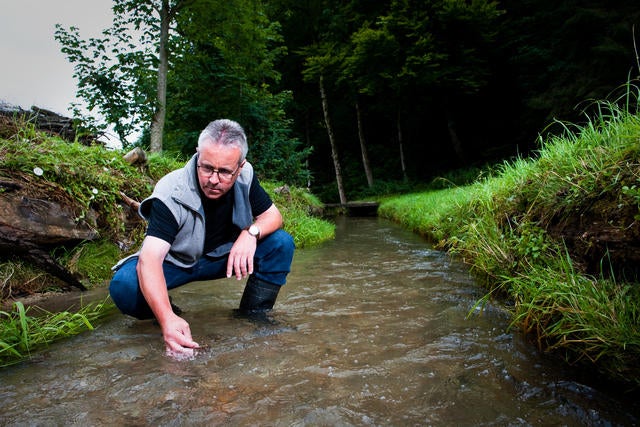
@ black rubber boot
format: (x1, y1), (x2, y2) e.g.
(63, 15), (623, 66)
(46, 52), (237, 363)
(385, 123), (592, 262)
(238, 275), (281, 314)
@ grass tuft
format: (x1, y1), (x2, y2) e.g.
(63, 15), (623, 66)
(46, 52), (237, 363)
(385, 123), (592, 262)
(0, 298), (115, 367)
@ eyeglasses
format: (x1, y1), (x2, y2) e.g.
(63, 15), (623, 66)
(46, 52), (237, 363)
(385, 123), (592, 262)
(197, 162), (242, 182)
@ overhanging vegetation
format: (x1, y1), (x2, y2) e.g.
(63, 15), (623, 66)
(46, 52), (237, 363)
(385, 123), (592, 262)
(380, 94), (640, 386)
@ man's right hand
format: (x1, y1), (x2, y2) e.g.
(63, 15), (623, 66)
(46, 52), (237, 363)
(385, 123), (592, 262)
(161, 313), (200, 358)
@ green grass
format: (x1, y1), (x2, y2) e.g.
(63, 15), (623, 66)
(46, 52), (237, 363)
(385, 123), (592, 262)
(0, 298), (115, 367)
(263, 181), (335, 248)
(379, 95), (640, 385)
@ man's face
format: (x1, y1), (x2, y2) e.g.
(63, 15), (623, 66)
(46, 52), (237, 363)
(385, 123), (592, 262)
(196, 142), (243, 200)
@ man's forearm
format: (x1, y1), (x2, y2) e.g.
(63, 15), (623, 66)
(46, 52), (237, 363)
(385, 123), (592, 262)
(253, 204), (283, 238)
(137, 261), (173, 324)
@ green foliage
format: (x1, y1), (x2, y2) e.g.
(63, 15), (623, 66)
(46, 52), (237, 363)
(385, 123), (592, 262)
(61, 240), (123, 285)
(54, 0), (162, 144)
(344, 26), (400, 96)
(244, 91), (313, 186)
(504, 252), (640, 379)
(146, 151), (185, 181)
(0, 299), (115, 367)
(512, 222), (550, 262)
(621, 184), (640, 220)
(262, 182), (335, 248)
(158, 0), (311, 184)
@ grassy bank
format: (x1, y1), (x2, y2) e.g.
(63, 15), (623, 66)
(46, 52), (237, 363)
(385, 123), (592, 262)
(0, 118), (334, 366)
(379, 98), (640, 386)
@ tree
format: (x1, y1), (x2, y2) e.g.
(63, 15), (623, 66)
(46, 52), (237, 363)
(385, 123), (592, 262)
(289, 0), (503, 195)
(302, 41), (348, 204)
(56, 0), (190, 151)
(500, 0), (640, 132)
(162, 0), (311, 185)
(355, 100), (374, 187)
(343, 23), (405, 183)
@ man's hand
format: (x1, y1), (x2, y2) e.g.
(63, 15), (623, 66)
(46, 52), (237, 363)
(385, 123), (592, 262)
(161, 313), (200, 358)
(226, 230), (257, 280)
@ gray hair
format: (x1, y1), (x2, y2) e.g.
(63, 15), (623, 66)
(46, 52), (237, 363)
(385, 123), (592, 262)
(198, 119), (248, 162)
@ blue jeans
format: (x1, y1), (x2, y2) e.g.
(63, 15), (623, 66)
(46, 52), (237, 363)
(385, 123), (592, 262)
(109, 229), (295, 319)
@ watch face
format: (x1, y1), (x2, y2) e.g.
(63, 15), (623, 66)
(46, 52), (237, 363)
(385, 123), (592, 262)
(249, 225), (259, 236)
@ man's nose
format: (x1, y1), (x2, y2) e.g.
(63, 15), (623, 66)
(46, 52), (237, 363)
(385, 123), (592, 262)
(208, 172), (221, 183)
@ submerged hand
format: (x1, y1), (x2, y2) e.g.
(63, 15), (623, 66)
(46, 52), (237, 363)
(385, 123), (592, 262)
(161, 314), (200, 358)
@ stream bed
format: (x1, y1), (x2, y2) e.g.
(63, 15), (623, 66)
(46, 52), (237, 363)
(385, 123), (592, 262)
(1, 217), (638, 426)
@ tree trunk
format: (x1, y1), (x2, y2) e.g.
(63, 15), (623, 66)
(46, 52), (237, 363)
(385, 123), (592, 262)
(319, 75), (347, 204)
(356, 100), (374, 188)
(149, 0), (170, 153)
(447, 118), (467, 165)
(304, 110), (311, 189)
(444, 98), (467, 164)
(397, 110), (408, 182)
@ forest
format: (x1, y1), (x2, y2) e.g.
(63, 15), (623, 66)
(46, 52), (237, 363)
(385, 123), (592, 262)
(55, 0), (640, 203)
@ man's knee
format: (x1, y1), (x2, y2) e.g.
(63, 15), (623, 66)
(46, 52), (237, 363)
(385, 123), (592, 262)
(109, 275), (137, 316)
(254, 230), (294, 286)
(109, 259), (153, 319)
(270, 229), (295, 259)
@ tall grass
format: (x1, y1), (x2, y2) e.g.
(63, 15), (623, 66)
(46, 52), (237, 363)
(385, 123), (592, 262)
(379, 92), (640, 385)
(0, 298), (115, 367)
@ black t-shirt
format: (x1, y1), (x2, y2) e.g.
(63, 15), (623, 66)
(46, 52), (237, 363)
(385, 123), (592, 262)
(146, 173), (273, 253)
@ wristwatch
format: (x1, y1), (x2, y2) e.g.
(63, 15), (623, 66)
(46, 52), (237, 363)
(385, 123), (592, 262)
(247, 224), (261, 239)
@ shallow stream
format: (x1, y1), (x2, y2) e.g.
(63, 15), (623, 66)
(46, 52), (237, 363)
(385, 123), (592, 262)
(1, 217), (638, 426)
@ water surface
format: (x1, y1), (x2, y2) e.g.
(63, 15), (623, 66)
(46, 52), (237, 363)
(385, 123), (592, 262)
(1, 217), (638, 426)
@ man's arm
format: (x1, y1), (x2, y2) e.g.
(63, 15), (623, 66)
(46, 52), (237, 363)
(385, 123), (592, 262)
(137, 236), (199, 355)
(227, 203), (283, 280)
(252, 203), (283, 238)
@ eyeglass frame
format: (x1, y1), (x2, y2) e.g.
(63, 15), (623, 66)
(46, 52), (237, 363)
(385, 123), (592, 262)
(196, 160), (245, 182)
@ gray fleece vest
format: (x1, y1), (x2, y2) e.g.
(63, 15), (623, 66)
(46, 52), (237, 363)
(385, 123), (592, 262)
(114, 154), (254, 269)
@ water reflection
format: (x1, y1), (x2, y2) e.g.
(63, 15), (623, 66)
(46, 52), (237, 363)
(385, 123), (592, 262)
(1, 217), (638, 426)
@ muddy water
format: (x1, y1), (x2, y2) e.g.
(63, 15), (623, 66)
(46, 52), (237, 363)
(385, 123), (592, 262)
(1, 217), (638, 426)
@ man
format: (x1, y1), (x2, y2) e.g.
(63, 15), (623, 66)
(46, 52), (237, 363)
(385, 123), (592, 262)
(109, 119), (295, 357)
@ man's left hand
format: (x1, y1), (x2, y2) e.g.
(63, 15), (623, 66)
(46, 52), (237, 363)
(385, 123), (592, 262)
(226, 230), (257, 280)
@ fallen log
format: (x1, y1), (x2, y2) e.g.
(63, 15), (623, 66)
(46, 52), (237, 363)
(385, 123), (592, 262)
(123, 147), (147, 165)
(119, 191), (141, 211)
(0, 103), (96, 144)
(0, 179), (97, 291)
